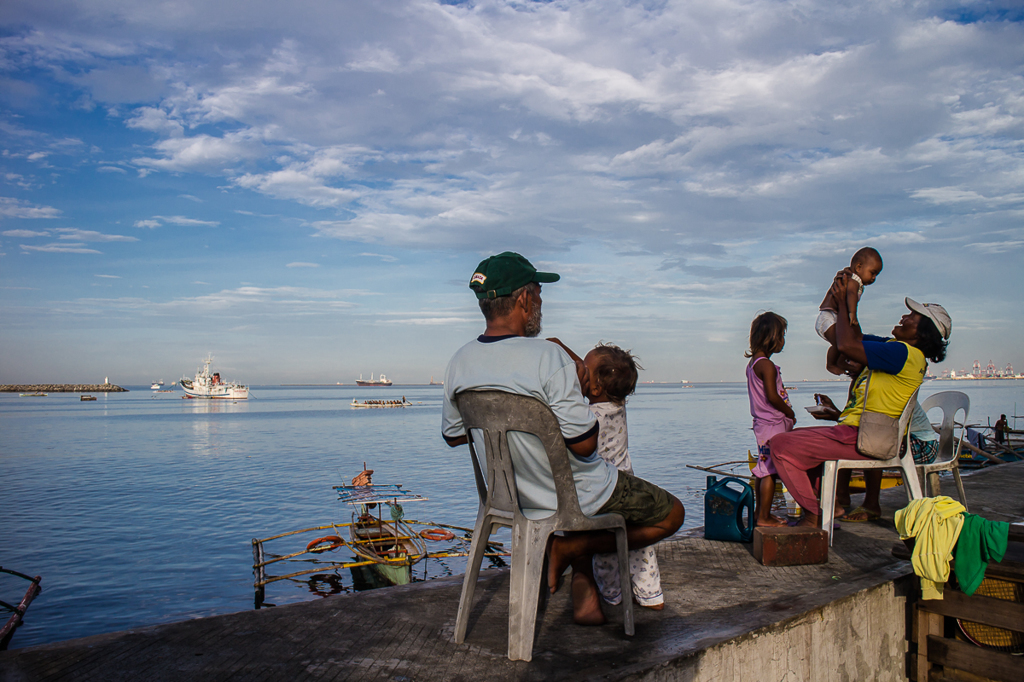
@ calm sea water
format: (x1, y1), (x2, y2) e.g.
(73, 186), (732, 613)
(2, 380), (1021, 648)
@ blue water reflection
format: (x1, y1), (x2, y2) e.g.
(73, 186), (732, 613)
(1, 381), (1019, 647)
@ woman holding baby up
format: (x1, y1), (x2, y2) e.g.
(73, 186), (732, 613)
(769, 271), (951, 529)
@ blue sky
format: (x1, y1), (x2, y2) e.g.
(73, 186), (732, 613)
(1, 0), (1022, 385)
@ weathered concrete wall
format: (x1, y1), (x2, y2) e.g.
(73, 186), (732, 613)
(637, 576), (914, 682)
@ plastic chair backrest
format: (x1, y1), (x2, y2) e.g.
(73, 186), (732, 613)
(455, 390), (588, 524)
(921, 391), (970, 465)
(899, 388), (920, 446)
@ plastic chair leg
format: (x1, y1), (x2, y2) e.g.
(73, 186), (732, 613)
(613, 526), (635, 636)
(507, 520), (550, 662)
(953, 468), (968, 511)
(820, 461), (838, 546)
(454, 511), (496, 644)
(901, 461), (923, 499)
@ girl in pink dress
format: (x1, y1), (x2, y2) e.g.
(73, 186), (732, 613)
(745, 312), (796, 527)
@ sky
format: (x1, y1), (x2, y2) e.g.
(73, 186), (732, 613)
(1, 0), (1022, 386)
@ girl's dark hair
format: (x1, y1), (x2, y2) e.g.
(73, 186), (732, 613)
(915, 316), (947, 363)
(745, 312), (787, 358)
(590, 343), (642, 405)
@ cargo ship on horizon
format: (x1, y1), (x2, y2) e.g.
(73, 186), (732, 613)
(355, 373), (392, 387)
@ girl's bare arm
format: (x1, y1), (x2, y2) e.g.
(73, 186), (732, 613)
(753, 360), (795, 420)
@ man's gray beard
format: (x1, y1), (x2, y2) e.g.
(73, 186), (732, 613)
(524, 308), (542, 338)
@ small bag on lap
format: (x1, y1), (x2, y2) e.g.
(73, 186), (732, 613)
(855, 372), (905, 460)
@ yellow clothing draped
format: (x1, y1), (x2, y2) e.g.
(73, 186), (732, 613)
(894, 496), (965, 599)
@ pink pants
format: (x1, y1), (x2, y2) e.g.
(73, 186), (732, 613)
(768, 424), (870, 516)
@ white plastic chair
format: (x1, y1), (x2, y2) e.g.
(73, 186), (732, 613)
(819, 388), (924, 546)
(453, 390), (634, 661)
(918, 391), (969, 508)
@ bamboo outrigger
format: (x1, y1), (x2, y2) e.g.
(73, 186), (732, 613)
(1, 567), (41, 651)
(251, 466), (508, 608)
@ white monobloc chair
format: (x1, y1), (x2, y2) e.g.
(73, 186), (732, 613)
(819, 388), (924, 546)
(453, 390), (634, 662)
(918, 391), (970, 508)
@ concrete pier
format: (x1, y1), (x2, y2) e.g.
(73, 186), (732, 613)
(2, 462), (1021, 681)
(0, 385), (128, 393)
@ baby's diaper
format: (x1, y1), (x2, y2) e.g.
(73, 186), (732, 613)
(815, 309), (838, 340)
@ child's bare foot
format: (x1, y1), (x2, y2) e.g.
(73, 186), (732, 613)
(796, 513), (821, 528)
(641, 602), (665, 611)
(756, 515), (788, 527)
(571, 569), (606, 626)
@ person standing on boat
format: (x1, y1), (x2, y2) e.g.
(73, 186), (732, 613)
(770, 271), (951, 529)
(994, 414), (1008, 445)
(441, 252), (685, 627)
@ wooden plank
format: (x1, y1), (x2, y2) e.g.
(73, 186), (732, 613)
(916, 607), (944, 682)
(927, 635), (1023, 682)
(918, 591), (1024, 633)
(960, 439), (1009, 465)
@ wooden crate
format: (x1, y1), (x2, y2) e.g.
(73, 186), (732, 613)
(910, 527), (1024, 682)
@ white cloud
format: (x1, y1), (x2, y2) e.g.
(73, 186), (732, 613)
(286, 261), (319, 268)
(55, 228), (138, 242)
(359, 252), (398, 263)
(154, 215), (219, 226)
(2, 229), (49, 237)
(95, 274), (121, 278)
(97, 165), (126, 173)
(0, 197), (61, 219)
(132, 130), (268, 172)
(126, 106), (184, 137)
(134, 215), (219, 228)
(21, 242), (102, 254)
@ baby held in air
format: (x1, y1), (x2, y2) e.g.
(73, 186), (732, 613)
(816, 247), (883, 375)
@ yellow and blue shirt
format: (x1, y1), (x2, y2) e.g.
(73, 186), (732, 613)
(839, 335), (927, 428)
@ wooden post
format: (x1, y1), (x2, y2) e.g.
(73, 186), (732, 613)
(915, 602), (943, 681)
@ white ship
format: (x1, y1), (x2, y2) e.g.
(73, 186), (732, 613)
(180, 356), (249, 400)
(355, 373), (393, 387)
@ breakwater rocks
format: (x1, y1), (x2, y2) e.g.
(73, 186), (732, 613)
(0, 384), (128, 393)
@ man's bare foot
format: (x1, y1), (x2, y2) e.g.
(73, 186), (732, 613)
(756, 515), (788, 528)
(571, 569), (606, 626)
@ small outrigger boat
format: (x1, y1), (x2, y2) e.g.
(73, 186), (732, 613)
(332, 467), (429, 586)
(250, 467), (507, 608)
(1, 567), (41, 651)
(350, 398), (412, 409)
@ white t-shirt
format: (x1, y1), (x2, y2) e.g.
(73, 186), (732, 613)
(442, 335), (618, 516)
(589, 401), (632, 474)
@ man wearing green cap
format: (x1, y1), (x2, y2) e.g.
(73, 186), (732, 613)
(442, 252), (684, 626)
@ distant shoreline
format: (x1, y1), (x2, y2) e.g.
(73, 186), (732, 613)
(279, 383), (444, 387)
(0, 384), (128, 393)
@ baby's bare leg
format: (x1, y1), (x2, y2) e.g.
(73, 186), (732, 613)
(823, 323), (837, 346)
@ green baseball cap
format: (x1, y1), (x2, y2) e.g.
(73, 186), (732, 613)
(469, 252), (560, 299)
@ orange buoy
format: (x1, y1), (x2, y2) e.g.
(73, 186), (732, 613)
(306, 535), (345, 551)
(419, 528), (455, 542)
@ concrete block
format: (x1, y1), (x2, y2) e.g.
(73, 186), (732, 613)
(753, 526), (828, 566)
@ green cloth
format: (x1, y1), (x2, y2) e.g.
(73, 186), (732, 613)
(953, 513), (1009, 596)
